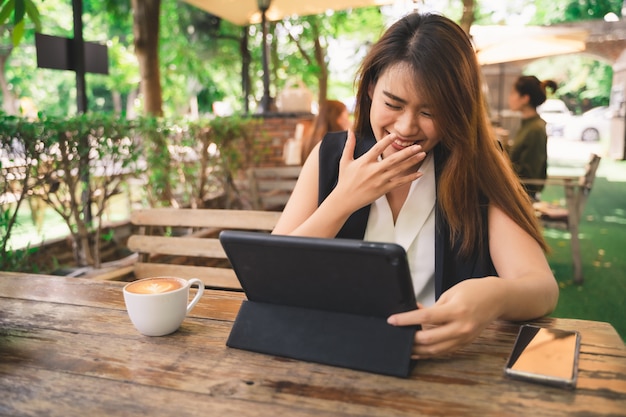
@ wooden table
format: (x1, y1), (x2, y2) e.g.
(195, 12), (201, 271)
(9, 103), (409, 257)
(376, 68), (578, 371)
(1, 272), (625, 416)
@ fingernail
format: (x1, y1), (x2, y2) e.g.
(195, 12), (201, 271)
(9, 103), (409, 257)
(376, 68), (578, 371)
(387, 316), (397, 325)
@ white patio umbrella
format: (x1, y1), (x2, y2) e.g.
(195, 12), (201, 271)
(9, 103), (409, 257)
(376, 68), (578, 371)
(471, 25), (588, 65)
(183, 0), (397, 26)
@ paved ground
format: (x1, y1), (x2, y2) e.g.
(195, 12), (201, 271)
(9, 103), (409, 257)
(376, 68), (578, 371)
(547, 136), (625, 181)
(548, 136), (604, 164)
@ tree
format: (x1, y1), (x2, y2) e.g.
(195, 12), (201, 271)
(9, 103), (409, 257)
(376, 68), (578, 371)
(8, 0), (617, 120)
(0, 28), (17, 114)
(0, 0), (41, 46)
(528, 0), (620, 111)
(530, 0), (622, 24)
(159, 2), (244, 115)
(468, 0), (618, 111)
(459, 0), (475, 34)
(272, 7), (386, 113)
(86, 0), (138, 117)
(131, 0), (162, 116)
(0, 0), (41, 114)
(131, 0), (246, 116)
(282, 16), (329, 107)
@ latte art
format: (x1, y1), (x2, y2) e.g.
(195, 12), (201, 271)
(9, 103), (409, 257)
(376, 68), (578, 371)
(126, 278), (184, 294)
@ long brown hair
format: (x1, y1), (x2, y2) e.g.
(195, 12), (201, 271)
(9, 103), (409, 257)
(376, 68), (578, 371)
(302, 100), (348, 162)
(353, 13), (547, 255)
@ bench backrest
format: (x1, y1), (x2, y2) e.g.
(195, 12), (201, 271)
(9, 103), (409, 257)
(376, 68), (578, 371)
(532, 153), (601, 284)
(576, 153), (601, 220)
(577, 153), (601, 202)
(127, 208), (281, 290)
(248, 166), (301, 211)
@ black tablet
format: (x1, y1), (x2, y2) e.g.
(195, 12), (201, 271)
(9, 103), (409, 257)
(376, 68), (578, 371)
(218, 230), (417, 317)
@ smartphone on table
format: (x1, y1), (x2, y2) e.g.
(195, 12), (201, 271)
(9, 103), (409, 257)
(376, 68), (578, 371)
(504, 324), (581, 389)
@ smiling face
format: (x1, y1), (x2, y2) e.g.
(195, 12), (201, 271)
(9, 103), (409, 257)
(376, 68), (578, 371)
(369, 64), (442, 159)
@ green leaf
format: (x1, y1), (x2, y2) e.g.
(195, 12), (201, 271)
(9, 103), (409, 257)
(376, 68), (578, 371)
(0, 0), (15, 26)
(24, 0), (41, 32)
(13, 0), (24, 25)
(102, 229), (114, 242)
(12, 19), (24, 46)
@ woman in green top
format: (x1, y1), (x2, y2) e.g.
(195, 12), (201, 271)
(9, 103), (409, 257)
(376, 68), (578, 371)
(508, 76), (558, 201)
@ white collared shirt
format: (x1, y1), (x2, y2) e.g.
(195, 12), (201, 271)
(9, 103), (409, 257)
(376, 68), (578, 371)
(363, 153), (436, 306)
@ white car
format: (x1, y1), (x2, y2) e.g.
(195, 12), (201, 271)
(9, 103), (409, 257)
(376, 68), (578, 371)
(537, 99), (572, 137)
(564, 106), (613, 142)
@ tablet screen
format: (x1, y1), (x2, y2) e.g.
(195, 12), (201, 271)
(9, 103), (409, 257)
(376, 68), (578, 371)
(219, 230), (417, 317)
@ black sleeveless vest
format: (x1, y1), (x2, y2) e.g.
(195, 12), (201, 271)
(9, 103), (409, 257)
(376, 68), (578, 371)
(318, 131), (497, 299)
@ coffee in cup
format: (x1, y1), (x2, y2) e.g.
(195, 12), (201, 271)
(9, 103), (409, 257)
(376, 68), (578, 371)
(123, 276), (204, 336)
(125, 277), (184, 294)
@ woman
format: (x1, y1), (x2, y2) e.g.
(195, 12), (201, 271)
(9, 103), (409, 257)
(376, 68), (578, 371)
(273, 13), (558, 358)
(301, 99), (351, 162)
(508, 75), (558, 200)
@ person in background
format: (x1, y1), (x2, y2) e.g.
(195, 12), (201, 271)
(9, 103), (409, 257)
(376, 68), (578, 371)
(508, 75), (558, 201)
(301, 99), (351, 163)
(273, 13), (558, 358)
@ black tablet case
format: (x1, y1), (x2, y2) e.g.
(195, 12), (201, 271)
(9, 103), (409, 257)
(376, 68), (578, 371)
(219, 230), (419, 377)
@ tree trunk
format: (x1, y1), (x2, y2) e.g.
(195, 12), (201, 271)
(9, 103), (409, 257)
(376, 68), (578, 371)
(241, 26), (251, 114)
(286, 17), (328, 109)
(0, 48), (18, 115)
(459, 0), (475, 35)
(131, 0), (163, 116)
(112, 91), (122, 114)
(312, 23), (328, 107)
(127, 88), (139, 119)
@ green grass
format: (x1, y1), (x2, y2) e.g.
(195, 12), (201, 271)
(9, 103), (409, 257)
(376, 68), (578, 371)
(6, 192), (132, 250)
(7, 204), (73, 249)
(542, 158), (626, 342)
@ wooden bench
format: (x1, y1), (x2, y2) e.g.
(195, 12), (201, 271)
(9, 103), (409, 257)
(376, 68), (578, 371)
(248, 166), (301, 211)
(126, 208), (281, 290)
(523, 153), (601, 284)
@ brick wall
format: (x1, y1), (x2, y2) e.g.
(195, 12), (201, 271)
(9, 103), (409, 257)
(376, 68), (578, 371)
(251, 113), (315, 167)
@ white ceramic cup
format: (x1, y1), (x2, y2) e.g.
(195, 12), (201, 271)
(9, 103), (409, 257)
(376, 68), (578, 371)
(123, 276), (204, 336)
